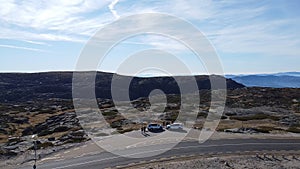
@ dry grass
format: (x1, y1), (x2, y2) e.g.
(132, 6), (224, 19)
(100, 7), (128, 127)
(216, 119), (280, 132)
(38, 131), (70, 140)
(229, 113), (280, 121)
(28, 111), (64, 125)
(0, 134), (8, 143)
(216, 120), (243, 131)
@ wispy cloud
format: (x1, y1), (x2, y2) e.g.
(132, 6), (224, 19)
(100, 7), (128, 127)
(109, 0), (120, 19)
(0, 0), (112, 42)
(113, 0), (300, 57)
(209, 19), (300, 57)
(0, 0), (299, 59)
(0, 44), (47, 52)
(21, 40), (50, 46)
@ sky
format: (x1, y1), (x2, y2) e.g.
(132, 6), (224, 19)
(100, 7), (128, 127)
(0, 0), (300, 75)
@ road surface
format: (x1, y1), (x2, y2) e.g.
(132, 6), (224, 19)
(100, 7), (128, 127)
(20, 138), (300, 169)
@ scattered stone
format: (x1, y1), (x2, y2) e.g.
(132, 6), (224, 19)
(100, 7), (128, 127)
(224, 128), (260, 134)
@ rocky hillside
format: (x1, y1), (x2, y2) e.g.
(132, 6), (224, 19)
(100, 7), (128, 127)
(0, 71), (244, 103)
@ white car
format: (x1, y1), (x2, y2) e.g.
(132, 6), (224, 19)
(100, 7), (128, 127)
(166, 123), (183, 130)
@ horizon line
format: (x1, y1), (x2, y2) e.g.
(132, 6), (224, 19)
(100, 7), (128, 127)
(0, 70), (299, 77)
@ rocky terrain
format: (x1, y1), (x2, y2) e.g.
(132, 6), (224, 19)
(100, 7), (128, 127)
(0, 72), (299, 165)
(0, 99), (89, 160)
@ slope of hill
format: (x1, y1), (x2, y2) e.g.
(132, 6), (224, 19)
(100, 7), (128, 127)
(0, 71), (244, 103)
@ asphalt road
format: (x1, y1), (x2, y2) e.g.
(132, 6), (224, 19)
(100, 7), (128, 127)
(20, 139), (300, 169)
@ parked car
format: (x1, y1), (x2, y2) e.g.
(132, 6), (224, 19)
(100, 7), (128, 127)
(166, 123), (183, 130)
(147, 123), (163, 131)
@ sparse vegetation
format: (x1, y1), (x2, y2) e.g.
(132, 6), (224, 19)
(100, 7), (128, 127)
(37, 142), (54, 149)
(117, 128), (134, 134)
(230, 113), (280, 121)
(197, 112), (208, 118)
(286, 127), (300, 133)
(256, 126), (283, 133)
(102, 110), (118, 116)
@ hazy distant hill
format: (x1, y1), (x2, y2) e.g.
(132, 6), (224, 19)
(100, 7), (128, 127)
(226, 72), (300, 88)
(273, 72), (300, 77)
(0, 71), (244, 103)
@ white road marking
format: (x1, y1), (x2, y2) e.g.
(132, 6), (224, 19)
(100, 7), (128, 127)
(52, 156), (120, 169)
(124, 137), (184, 148)
(40, 157), (60, 162)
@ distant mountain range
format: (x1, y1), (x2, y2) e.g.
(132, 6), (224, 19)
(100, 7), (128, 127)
(0, 71), (244, 103)
(226, 72), (300, 88)
(1, 71), (298, 104)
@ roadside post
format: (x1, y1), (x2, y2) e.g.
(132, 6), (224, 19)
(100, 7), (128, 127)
(32, 134), (38, 169)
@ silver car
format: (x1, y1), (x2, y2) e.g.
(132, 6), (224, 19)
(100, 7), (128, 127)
(166, 123), (183, 130)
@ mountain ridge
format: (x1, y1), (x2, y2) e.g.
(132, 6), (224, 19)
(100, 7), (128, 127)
(0, 71), (244, 103)
(226, 72), (300, 88)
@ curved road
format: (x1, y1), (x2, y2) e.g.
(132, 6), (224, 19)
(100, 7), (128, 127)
(20, 138), (300, 169)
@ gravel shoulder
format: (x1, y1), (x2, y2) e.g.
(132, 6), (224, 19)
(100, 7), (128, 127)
(128, 153), (300, 169)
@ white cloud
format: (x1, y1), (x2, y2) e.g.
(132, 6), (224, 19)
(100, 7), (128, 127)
(138, 35), (188, 52)
(206, 17), (300, 56)
(0, 44), (47, 52)
(0, 0), (112, 42)
(114, 0), (300, 58)
(109, 0), (120, 19)
(0, 0), (299, 59)
(21, 40), (50, 46)
(0, 27), (85, 42)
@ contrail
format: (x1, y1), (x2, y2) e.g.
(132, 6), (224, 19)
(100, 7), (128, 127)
(109, 0), (120, 19)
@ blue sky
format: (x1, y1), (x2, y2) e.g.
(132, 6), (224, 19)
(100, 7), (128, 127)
(0, 0), (299, 74)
